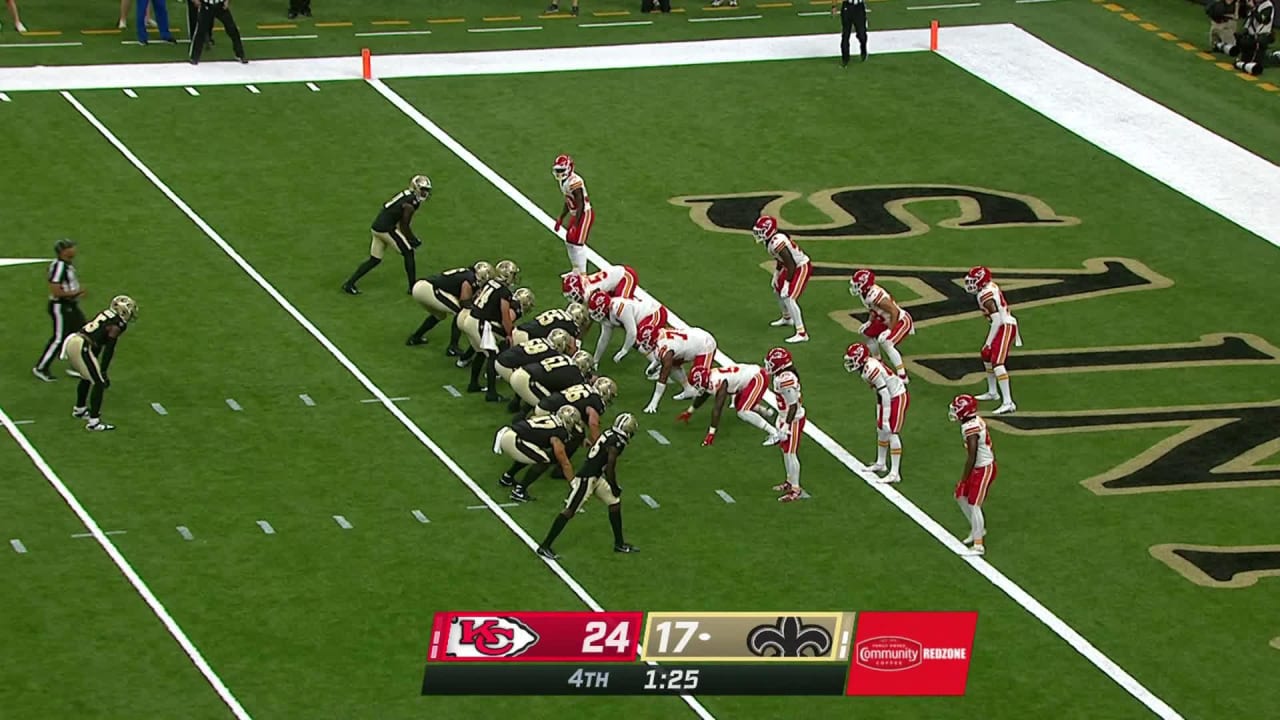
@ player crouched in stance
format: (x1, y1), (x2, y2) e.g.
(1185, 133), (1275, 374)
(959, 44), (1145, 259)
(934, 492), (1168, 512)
(639, 324), (716, 414)
(949, 394), (996, 557)
(677, 364), (782, 446)
(406, 261), (493, 351)
(754, 215), (811, 344)
(965, 265), (1021, 415)
(844, 342), (909, 484)
(536, 413), (641, 559)
(495, 405), (584, 500)
(343, 174), (431, 296)
(63, 295), (136, 431)
(513, 303), (589, 349)
(495, 329), (575, 384)
(764, 347), (808, 502)
(507, 350), (597, 415)
(587, 290), (668, 367)
(561, 263), (639, 306)
(850, 269), (913, 384)
(509, 375), (618, 502)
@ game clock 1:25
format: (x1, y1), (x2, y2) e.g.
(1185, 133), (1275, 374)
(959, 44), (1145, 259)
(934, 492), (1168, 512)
(642, 667), (700, 691)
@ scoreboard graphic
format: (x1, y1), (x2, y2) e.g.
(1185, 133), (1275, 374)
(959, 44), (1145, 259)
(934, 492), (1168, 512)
(422, 610), (978, 696)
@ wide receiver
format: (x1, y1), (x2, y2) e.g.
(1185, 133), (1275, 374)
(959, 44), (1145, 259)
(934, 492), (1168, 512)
(850, 269), (914, 383)
(552, 154), (594, 274)
(535, 413), (641, 560)
(63, 295), (137, 432)
(843, 342), (909, 484)
(587, 290), (668, 367)
(949, 393), (996, 556)
(765, 347), (807, 502)
(406, 261), (493, 350)
(754, 215), (812, 344)
(343, 174), (431, 296)
(965, 265), (1021, 415)
(638, 324), (717, 414)
(678, 364), (782, 446)
(562, 264), (639, 304)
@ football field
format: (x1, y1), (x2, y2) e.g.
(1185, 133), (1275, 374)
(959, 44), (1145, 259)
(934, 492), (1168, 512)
(2, 18), (1278, 720)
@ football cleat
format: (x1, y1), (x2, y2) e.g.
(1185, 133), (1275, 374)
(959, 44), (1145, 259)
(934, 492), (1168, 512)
(405, 335), (427, 346)
(772, 480), (793, 492)
(850, 269), (876, 298)
(960, 544), (986, 557)
(843, 342), (871, 373)
(874, 473), (901, 484)
(778, 486), (805, 503)
(752, 215), (779, 243)
(32, 367), (56, 382)
(961, 533), (975, 546)
(485, 393), (507, 403)
(762, 433), (784, 447)
(992, 403), (1017, 416)
(763, 347), (793, 375)
(72, 406), (89, 419)
(949, 394), (980, 422)
(536, 546), (559, 560)
(974, 391), (1000, 401)
(784, 332), (809, 344)
(341, 282), (360, 296)
(510, 485), (534, 503)
(499, 472), (516, 487)
(866, 462), (887, 473)
(613, 543), (638, 554)
(964, 265), (992, 295)
(769, 316), (793, 327)
(86, 420), (116, 432)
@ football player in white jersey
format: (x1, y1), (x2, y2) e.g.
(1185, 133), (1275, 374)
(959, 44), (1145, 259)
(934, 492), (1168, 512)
(637, 324), (716, 414)
(764, 347), (807, 502)
(562, 264), (639, 305)
(677, 364), (783, 446)
(949, 394), (997, 556)
(753, 216), (811, 344)
(849, 269), (914, 383)
(843, 342), (910, 484)
(552, 154), (594, 273)
(965, 265), (1021, 415)
(587, 290), (669, 366)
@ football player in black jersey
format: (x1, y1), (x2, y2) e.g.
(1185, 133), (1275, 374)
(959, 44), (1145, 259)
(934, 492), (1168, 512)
(536, 413), (640, 559)
(343, 175), (431, 296)
(535, 376), (617, 444)
(454, 260), (521, 365)
(496, 329), (573, 383)
(62, 295), (136, 431)
(507, 350), (594, 413)
(494, 405), (582, 489)
(513, 303), (589, 347)
(407, 261), (493, 350)
(459, 279), (533, 402)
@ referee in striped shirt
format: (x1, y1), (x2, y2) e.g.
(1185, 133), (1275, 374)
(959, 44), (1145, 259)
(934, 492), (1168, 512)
(33, 239), (87, 382)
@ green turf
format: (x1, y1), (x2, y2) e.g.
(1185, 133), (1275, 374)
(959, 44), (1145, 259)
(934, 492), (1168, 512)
(3, 10), (1278, 720)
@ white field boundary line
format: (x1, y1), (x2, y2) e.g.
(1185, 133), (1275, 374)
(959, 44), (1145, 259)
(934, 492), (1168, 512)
(0, 405), (251, 720)
(366, 78), (1183, 720)
(60, 91), (715, 720)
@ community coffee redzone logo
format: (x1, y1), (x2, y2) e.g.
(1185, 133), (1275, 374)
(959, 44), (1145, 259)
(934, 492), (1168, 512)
(847, 611), (978, 696)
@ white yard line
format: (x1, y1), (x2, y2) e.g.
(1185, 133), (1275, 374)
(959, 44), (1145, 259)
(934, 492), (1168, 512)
(59, 90), (713, 720)
(366, 68), (1183, 719)
(0, 406), (251, 719)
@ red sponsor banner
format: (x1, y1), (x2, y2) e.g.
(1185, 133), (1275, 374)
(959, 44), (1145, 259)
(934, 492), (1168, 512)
(427, 611), (644, 663)
(846, 611), (978, 696)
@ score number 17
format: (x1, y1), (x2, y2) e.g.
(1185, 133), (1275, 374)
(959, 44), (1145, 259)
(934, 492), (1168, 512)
(582, 621), (632, 654)
(651, 621), (700, 654)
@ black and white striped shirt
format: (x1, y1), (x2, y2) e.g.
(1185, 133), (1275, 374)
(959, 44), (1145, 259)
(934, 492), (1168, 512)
(47, 259), (80, 302)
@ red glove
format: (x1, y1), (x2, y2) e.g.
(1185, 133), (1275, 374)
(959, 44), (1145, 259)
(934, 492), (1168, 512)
(676, 410), (693, 423)
(554, 217), (563, 232)
(702, 430), (716, 447)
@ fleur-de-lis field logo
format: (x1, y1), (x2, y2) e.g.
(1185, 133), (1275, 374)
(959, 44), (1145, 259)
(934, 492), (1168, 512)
(746, 616), (833, 658)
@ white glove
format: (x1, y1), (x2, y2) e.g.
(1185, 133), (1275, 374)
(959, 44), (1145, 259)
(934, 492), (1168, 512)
(858, 321), (870, 334)
(779, 282), (790, 297)
(643, 401), (659, 414)
(876, 329), (891, 343)
(613, 348), (628, 363)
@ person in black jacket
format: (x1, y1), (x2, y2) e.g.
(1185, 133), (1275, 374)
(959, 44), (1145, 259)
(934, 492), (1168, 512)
(287, 0), (311, 19)
(834, 0), (868, 67)
(189, 0), (246, 65)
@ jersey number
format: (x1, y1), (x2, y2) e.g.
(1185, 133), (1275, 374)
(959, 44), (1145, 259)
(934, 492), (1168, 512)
(527, 416), (559, 431)
(561, 384), (592, 403)
(534, 309), (568, 327)
(540, 355), (572, 372)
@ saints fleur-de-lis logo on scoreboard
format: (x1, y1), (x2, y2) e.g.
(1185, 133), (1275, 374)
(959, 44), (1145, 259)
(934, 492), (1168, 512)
(746, 616), (834, 658)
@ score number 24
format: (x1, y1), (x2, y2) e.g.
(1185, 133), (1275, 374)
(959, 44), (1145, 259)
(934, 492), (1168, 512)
(583, 620), (631, 654)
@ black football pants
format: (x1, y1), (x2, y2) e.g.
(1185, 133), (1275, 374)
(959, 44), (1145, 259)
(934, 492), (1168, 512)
(841, 2), (868, 64)
(190, 4), (245, 62)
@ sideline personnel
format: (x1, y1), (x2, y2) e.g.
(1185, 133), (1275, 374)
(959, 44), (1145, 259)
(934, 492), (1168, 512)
(33, 239), (87, 382)
(834, 0), (868, 67)
(189, 0), (246, 65)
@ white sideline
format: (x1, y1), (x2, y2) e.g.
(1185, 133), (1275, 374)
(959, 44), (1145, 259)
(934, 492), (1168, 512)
(60, 91), (715, 720)
(0, 406), (252, 720)
(365, 59), (1183, 718)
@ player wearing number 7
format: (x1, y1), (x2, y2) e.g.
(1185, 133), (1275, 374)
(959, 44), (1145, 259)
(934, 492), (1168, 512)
(536, 413), (640, 560)
(677, 364), (783, 446)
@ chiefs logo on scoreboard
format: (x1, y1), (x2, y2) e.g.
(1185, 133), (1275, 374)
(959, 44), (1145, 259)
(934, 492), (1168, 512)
(442, 616), (541, 659)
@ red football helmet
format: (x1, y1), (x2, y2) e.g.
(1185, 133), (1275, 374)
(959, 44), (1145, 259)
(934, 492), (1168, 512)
(843, 342), (871, 373)
(764, 347), (793, 375)
(949, 394), (979, 422)
(561, 273), (586, 302)
(552, 154), (575, 181)
(689, 366), (713, 393)
(587, 290), (611, 321)
(964, 266), (992, 295)
(850, 269), (876, 298)
(637, 323), (661, 353)
(753, 215), (779, 243)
